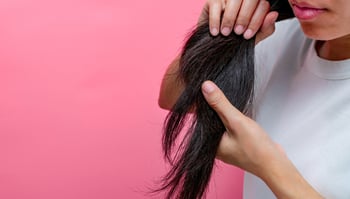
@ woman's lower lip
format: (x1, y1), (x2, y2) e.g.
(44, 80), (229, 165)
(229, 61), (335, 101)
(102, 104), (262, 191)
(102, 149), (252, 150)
(292, 5), (325, 20)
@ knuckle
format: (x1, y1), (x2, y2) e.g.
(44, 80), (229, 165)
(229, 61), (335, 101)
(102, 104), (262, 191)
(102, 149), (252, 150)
(209, 0), (221, 8)
(247, 24), (260, 33)
(236, 15), (250, 26)
(264, 27), (275, 37)
(232, 114), (245, 126)
(261, 24), (275, 36)
(259, 0), (269, 6)
(222, 17), (235, 27)
(247, 22), (259, 32)
(259, 0), (270, 12)
(207, 93), (222, 108)
(267, 25), (276, 34)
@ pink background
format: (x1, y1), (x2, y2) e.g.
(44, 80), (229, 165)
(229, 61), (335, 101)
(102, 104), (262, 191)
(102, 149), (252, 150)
(0, 0), (243, 198)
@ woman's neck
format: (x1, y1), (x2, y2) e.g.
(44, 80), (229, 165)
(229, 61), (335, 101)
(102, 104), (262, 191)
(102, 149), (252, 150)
(316, 35), (350, 61)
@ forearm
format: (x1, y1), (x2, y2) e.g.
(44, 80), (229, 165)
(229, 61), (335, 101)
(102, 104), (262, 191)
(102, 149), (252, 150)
(259, 153), (323, 199)
(158, 55), (184, 110)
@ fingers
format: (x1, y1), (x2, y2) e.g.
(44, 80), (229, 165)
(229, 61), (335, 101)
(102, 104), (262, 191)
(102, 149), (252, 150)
(221, 0), (242, 36)
(201, 81), (246, 130)
(243, 0), (270, 39)
(205, 0), (271, 39)
(208, 0), (224, 36)
(256, 11), (278, 44)
(234, 0), (260, 35)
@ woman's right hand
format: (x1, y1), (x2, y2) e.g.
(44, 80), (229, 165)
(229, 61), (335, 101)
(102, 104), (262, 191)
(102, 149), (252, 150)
(198, 0), (279, 43)
(201, 81), (324, 198)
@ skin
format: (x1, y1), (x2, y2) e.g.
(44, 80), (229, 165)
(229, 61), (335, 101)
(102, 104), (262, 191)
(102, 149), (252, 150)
(201, 81), (323, 198)
(159, 0), (278, 110)
(159, 0), (350, 197)
(288, 0), (350, 60)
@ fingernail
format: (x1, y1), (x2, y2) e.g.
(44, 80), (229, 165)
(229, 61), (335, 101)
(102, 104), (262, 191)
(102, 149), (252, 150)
(202, 81), (215, 94)
(234, 25), (245, 35)
(221, 27), (231, 36)
(243, 29), (253, 39)
(211, 27), (219, 36)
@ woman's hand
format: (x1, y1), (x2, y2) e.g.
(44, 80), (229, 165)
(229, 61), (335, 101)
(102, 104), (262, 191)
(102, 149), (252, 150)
(198, 0), (278, 43)
(201, 80), (283, 176)
(201, 81), (324, 199)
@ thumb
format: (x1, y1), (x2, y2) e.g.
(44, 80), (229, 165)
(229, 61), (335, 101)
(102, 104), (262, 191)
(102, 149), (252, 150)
(256, 11), (278, 44)
(201, 81), (246, 131)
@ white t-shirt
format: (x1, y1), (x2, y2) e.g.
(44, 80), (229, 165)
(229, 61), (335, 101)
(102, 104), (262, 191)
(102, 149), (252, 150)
(243, 18), (350, 199)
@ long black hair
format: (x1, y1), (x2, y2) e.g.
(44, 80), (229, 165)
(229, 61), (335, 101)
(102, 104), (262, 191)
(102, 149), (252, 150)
(158, 1), (294, 198)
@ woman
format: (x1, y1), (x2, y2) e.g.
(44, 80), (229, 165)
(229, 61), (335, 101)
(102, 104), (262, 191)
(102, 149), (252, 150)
(159, 0), (350, 198)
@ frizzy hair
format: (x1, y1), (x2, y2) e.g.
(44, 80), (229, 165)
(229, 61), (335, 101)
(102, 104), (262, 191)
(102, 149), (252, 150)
(157, 1), (294, 198)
